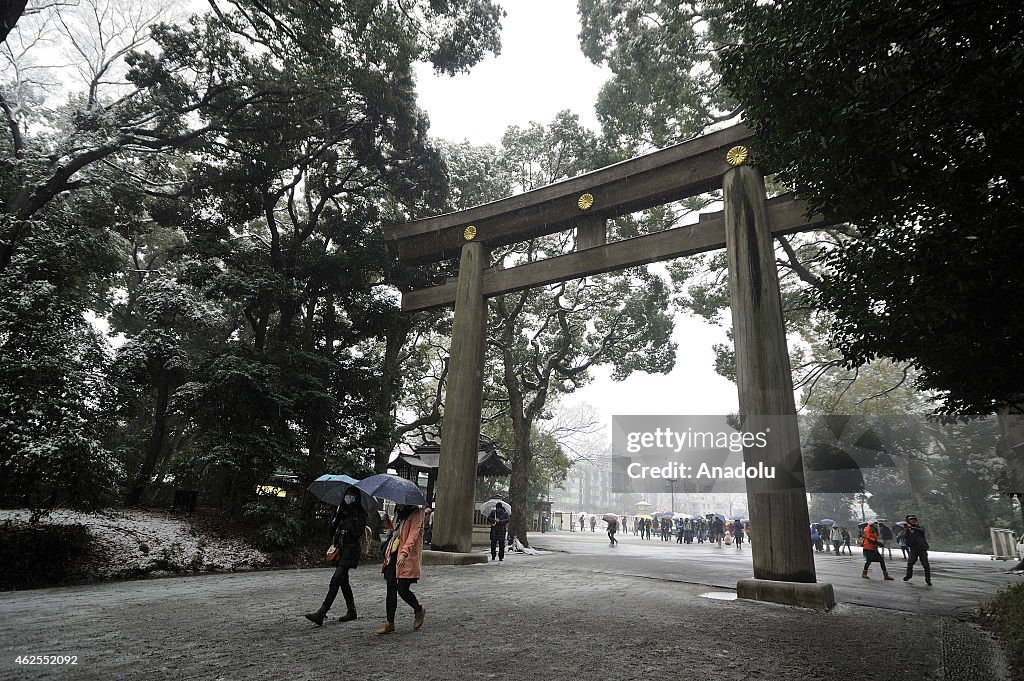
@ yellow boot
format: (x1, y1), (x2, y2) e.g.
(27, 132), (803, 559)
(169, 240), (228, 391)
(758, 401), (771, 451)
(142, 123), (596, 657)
(375, 621), (395, 635)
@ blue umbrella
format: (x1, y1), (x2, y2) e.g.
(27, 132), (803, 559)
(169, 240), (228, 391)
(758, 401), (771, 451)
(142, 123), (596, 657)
(307, 474), (377, 510)
(661, 511), (675, 519)
(354, 474), (426, 506)
(821, 519), (836, 525)
(731, 515), (744, 521)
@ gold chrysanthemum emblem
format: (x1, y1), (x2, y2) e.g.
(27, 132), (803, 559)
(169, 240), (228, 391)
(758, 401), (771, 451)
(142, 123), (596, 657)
(463, 225), (477, 241)
(578, 193), (594, 210)
(726, 146), (749, 166)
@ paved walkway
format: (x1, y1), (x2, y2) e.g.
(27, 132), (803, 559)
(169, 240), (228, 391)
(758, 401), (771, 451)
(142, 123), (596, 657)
(1, 531), (1020, 681)
(533, 529), (1022, 616)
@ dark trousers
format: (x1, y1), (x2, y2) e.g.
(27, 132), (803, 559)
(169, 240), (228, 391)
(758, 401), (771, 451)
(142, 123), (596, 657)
(384, 554), (420, 623)
(491, 530), (506, 559)
(906, 549), (931, 580)
(385, 578), (420, 623)
(863, 549), (888, 573)
(320, 564), (354, 614)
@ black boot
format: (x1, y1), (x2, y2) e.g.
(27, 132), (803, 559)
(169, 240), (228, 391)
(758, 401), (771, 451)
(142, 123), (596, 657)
(305, 609), (327, 626)
(338, 608), (357, 622)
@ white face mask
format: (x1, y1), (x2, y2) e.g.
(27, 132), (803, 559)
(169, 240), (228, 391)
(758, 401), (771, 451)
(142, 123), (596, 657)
(344, 495), (356, 505)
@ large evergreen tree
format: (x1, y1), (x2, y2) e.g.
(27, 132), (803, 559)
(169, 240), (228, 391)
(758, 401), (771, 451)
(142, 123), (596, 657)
(1, 0), (504, 516)
(717, 0), (1024, 417)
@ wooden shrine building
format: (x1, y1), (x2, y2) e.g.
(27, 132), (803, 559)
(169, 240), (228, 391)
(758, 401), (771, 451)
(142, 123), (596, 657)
(393, 437), (511, 507)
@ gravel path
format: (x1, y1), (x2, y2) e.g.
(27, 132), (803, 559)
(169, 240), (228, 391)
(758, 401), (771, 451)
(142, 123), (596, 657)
(2, 546), (1010, 681)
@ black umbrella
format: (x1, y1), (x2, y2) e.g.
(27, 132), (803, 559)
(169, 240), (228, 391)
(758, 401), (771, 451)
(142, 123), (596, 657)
(353, 474), (426, 506)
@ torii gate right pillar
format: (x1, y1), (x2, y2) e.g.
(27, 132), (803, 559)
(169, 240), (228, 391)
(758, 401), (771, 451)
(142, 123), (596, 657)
(723, 159), (835, 609)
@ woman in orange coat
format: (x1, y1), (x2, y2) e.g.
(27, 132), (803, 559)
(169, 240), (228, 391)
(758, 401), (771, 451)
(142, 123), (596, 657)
(861, 520), (894, 580)
(376, 504), (426, 634)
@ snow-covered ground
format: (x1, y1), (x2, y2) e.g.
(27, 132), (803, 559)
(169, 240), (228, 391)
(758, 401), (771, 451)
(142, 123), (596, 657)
(1, 509), (270, 580)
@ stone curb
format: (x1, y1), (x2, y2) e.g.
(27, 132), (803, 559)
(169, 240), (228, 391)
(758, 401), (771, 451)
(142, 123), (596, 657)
(737, 577), (836, 610)
(421, 550), (488, 565)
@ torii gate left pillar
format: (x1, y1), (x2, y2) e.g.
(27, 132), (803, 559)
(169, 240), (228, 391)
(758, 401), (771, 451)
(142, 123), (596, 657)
(430, 240), (487, 553)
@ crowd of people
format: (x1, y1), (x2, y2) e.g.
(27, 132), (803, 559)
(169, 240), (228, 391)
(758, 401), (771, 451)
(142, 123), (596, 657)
(631, 515), (749, 548)
(582, 510), (934, 585)
(576, 513), (750, 549)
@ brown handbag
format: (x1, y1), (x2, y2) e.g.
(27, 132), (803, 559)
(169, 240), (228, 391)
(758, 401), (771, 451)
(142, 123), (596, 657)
(326, 544), (340, 563)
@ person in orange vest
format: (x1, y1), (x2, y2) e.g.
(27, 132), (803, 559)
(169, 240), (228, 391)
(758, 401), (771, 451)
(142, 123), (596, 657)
(861, 520), (895, 580)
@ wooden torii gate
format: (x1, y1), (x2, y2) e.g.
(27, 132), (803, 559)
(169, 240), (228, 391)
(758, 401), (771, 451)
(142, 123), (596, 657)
(385, 123), (835, 608)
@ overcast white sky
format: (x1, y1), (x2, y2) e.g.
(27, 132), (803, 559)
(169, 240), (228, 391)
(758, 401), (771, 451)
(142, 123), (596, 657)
(413, 0), (607, 144)
(412, 1), (741, 427)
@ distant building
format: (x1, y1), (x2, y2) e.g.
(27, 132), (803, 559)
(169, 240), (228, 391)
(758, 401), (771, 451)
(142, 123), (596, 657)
(549, 459), (748, 519)
(656, 492), (748, 518)
(550, 462), (620, 513)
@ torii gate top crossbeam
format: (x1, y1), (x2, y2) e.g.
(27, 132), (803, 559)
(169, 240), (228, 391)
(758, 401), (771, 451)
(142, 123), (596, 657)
(383, 124), (754, 265)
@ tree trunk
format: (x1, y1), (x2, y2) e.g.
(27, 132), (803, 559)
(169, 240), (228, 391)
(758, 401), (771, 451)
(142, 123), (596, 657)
(507, 411), (533, 548)
(498, 291), (535, 549)
(371, 315), (413, 474)
(997, 405), (1024, 492)
(298, 290), (331, 523)
(507, 439), (532, 548)
(126, 372), (172, 506)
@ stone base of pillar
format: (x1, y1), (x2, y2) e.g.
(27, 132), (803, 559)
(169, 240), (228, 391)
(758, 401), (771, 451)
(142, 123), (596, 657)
(421, 550), (489, 566)
(736, 578), (835, 610)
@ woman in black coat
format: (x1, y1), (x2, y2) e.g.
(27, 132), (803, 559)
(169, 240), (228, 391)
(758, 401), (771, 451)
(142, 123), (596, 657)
(305, 494), (368, 626)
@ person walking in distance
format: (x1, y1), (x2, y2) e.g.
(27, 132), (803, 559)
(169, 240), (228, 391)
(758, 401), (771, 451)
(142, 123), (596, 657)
(902, 514), (932, 586)
(487, 498), (510, 562)
(731, 519), (744, 549)
(840, 526), (852, 555)
(607, 516), (618, 546)
(830, 523), (843, 555)
(896, 525), (908, 560)
(879, 522), (895, 560)
(305, 493), (367, 626)
(861, 520), (895, 580)
(589, 515), (597, 532)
